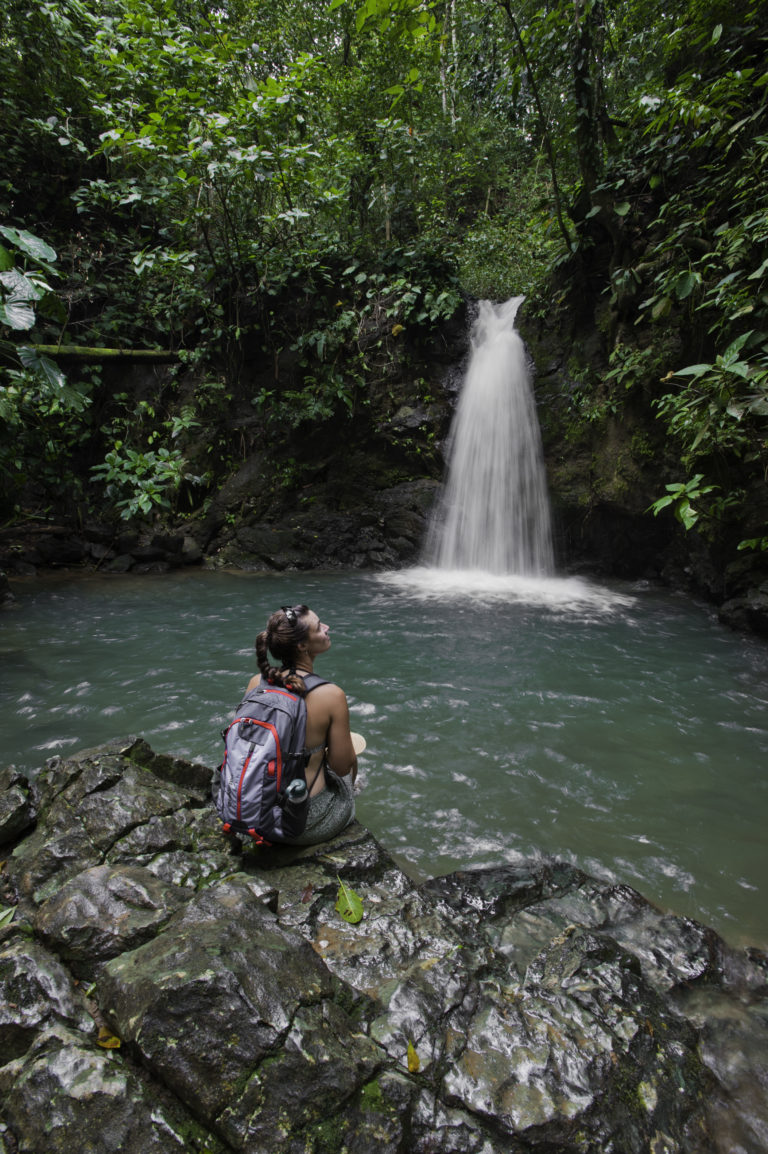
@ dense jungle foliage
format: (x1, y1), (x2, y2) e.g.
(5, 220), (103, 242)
(0, 0), (766, 560)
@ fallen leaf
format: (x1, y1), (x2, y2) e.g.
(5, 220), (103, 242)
(335, 876), (363, 924)
(97, 1026), (121, 1050)
(407, 1040), (420, 1073)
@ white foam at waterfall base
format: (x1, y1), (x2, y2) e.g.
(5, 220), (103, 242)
(378, 566), (634, 614)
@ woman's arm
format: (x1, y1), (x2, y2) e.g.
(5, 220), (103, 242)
(323, 684), (358, 781)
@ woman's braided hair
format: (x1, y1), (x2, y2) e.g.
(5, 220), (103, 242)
(255, 604), (311, 692)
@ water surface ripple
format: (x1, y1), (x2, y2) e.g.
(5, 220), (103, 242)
(2, 569), (766, 948)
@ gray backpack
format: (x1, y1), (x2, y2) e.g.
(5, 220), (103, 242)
(216, 674), (327, 845)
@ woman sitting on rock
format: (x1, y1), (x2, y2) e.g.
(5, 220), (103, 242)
(245, 604), (359, 845)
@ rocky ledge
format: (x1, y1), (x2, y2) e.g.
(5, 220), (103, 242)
(1, 742), (766, 1154)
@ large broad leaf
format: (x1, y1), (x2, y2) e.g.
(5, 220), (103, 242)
(18, 346), (66, 389)
(0, 298), (36, 331)
(0, 226), (57, 265)
(673, 270), (699, 300)
(0, 268), (43, 301)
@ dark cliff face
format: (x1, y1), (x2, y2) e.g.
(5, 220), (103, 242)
(516, 300), (768, 635)
(1, 739), (767, 1153)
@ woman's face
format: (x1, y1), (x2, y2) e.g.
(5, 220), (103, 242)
(303, 610), (331, 659)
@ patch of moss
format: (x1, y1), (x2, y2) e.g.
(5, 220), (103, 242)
(310, 1111), (349, 1154)
(360, 1078), (386, 1113)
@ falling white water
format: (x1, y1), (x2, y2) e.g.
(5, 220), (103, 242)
(424, 296), (554, 576)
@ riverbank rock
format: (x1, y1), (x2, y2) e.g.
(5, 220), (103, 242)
(1, 741), (766, 1153)
(718, 579), (768, 638)
(0, 523), (203, 579)
(0, 570), (14, 608)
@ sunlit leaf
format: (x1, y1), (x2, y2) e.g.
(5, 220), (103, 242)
(335, 876), (363, 924)
(0, 268), (43, 300)
(0, 226), (57, 264)
(0, 905), (16, 927)
(0, 298), (36, 331)
(748, 257), (768, 281)
(674, 498), (699, 530)
(673, 363), (711, 377)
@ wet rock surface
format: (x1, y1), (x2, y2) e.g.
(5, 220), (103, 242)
(0, 524), (203, 579)
(718, 580), (768, 638)
(1, 740), (766, 1153)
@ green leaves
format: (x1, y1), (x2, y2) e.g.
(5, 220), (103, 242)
(17, 347), (66, 393)
(91, 444), (201, 520)
(649, 475), (716, 531)
(335, 876), (364, 924)
(352, 0), (438, 37)
(0, 226), (57, 269)
(653, 330), (768, 473)
(0, 905), (16, 928)
(0, 224), (60, 336)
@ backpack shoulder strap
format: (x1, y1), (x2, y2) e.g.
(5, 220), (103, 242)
(300, 673), (329, 755)
(301, 672), (328, 695)
(232, 673), (327, 717)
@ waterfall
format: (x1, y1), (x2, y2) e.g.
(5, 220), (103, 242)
(424, 296), (554, 576)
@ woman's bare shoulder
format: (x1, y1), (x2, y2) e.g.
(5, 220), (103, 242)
(307, 680), (347, 713)
(311, 679), (345, 699)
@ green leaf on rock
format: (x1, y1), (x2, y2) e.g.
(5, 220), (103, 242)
(335, 876), (363, 924)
